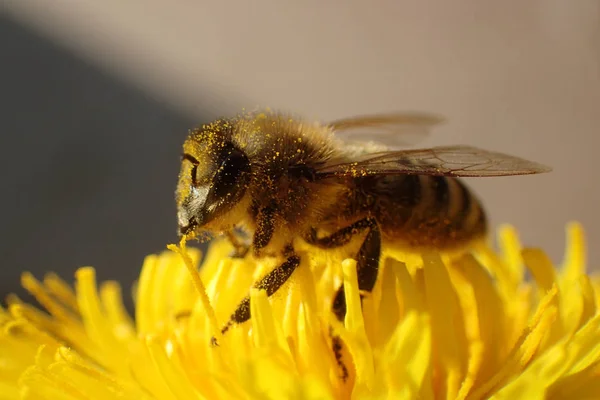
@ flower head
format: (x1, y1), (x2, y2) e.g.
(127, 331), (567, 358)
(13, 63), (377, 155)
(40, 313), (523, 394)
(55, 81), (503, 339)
(1, 223), (599, 399)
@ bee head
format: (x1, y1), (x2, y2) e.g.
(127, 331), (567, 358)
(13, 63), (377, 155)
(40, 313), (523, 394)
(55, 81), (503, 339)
(176, 124), (251, 237)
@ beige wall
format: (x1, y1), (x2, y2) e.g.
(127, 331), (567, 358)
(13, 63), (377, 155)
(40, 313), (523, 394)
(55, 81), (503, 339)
(5, 0), (599, 264)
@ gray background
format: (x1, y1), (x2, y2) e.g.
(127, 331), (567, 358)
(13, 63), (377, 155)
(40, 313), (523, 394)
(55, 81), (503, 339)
(1, 2), (599, 305)
(0, 15), (196, 303)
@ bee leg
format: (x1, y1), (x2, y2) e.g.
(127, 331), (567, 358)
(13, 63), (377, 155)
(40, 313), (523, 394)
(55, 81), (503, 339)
(305, 217), (376, 248)
(218, 253), (301, 337)
(303, 217), (380, 319)
(331, 221), (381, 321)
(316, 219), (380, 381)
(252, 204), (276, 257)
(226, 231), (250, 258)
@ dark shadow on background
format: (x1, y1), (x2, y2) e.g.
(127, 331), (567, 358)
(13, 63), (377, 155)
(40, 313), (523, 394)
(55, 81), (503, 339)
(0, 15), (205, 310)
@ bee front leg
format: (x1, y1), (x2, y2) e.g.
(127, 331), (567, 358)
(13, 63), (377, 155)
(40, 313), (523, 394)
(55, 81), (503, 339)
(225, 231), (250, 258)
(252, 204), (276, 257)
(213, 204), (297, 343)
(218, 253), (300, 337)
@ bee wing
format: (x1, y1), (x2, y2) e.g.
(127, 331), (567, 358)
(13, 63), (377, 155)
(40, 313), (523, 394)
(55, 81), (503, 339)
(316, 145), (552, 178)
(328, 112), (445, 148)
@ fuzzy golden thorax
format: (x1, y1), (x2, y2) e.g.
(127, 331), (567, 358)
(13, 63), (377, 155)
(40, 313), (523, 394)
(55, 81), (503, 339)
(176, 111), (345, 252)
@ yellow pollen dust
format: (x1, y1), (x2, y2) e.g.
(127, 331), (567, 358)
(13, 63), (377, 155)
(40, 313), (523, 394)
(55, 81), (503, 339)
(0, 223), (599, 399)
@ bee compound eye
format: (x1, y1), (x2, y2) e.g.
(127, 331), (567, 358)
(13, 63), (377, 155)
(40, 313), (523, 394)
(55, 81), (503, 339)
(212, 148), (251, 198)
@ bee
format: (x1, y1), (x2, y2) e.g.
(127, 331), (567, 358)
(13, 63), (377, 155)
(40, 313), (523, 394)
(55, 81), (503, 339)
(176, 109), (550, 334)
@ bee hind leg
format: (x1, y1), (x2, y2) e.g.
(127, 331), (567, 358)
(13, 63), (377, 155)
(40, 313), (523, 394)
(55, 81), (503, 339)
(304, 217), (376, 248)
(334, 222), (381, 381)
(331, 221), (381, 321)
(306, 218), (381, 381)
(304, 217), (381, 319)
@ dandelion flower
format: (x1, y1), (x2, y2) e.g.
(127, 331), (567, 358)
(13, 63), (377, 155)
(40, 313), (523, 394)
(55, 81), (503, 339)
(1, 222), (599, 399)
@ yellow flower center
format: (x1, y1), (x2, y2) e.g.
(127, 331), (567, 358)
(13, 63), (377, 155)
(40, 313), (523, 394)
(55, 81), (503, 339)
(1, 223), (599, 399)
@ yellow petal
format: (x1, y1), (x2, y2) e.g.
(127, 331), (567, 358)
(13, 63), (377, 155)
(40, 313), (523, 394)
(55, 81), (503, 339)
(1, 223), (599, 399)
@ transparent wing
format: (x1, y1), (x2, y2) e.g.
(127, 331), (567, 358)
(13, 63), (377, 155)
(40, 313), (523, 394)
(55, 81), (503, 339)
(327, 112), (445, 148)
(316, 145), (552, 178)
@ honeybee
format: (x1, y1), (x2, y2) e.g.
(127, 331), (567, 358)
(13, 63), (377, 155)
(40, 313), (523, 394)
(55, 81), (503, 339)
(176, 109), (550, 334)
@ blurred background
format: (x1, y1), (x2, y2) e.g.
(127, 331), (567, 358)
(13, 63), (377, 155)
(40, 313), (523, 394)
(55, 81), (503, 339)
(1, 1), (599, 305)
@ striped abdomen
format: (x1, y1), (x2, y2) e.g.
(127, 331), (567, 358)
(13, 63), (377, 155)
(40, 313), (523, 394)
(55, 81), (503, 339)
(363, 174), (487, 249)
